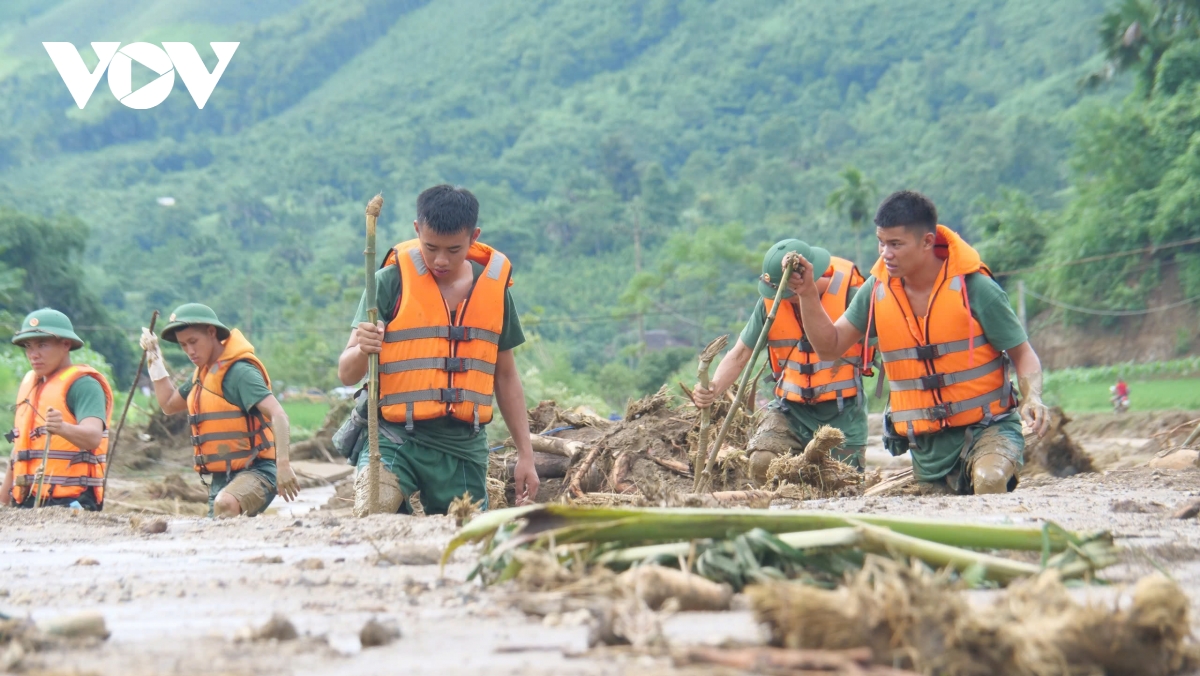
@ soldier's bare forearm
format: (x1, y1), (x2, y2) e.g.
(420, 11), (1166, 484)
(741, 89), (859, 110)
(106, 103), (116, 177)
(708, 340), (752, 398)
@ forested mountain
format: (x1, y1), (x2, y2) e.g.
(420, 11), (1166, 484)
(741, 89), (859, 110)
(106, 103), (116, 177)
(0, 0), (1193, 407)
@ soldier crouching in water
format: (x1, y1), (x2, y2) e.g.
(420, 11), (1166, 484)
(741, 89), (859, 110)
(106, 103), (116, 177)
(1, 309), (112, 510)
(693, 240), (872, 485)
(790, 191), (1048, 494)
(141, 304), (299, 516)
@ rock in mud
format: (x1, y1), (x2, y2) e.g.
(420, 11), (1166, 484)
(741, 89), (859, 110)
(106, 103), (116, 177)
(73, 557), (99, 566)
(140, 519), (168, 534)
(244, 614), (298, 642)
(294, 558), (325, 570)
(359, 618), (402, 648)
(245, 555), (284, 564)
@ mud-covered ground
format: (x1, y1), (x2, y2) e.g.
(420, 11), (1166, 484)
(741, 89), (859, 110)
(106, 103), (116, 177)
(3, 410), (1199, 675)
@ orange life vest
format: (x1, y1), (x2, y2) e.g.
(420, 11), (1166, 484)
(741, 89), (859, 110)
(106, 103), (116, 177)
(870, 225), (1016, 440)
(378, 239), (512, 431)
(187, 329), (276, 474)
(9, 364), (112, 507)
(764, 257), (871, 410)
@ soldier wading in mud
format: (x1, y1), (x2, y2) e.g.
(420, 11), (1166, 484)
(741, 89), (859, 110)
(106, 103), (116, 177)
(142, 304), (300, 516)
(1, 309), (113, 510)
(338, 185), (539, 515)
(694, 240), (873, 485)
(791, 190), (1049, 494)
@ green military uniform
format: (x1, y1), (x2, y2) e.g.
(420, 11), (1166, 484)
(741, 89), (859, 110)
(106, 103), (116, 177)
(844, 273), (1028, 490)
(177, 363), (278, 515)
(352, 260), (525, 515)
(738, 294), (869, 467)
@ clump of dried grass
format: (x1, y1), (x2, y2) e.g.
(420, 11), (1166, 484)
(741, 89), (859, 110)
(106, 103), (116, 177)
(765, 426), (862, 496)
(447, 491), (483, 527)
(750, 556), (1200, 675)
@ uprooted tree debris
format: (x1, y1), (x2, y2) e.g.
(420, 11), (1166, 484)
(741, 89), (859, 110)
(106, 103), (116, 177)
(751, 557), (1198, 676)
(492, 388), (871, 507)
(434, 503), (1196, 674)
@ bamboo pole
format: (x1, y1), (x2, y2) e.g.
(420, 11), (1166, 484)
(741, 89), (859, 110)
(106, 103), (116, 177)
(697, 258), (796, 491)
(33, 432), (53, 508)
(363, 193), (384, 516)
(103, 310), (159, 508)
(692, 335), (728, 490)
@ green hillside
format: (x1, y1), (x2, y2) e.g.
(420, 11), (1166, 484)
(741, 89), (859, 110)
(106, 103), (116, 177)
(3, 0), (1195, 406)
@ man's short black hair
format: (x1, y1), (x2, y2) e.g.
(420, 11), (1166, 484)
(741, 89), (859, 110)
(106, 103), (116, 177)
(874, 190), (938, 235)
(416, 184), (479, 235)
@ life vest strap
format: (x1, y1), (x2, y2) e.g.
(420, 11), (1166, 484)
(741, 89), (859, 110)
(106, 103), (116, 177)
(15, 450), (105, 464)
(379, 357), (496, 376)
(383, 326), (500, 344)
(191, 430), (253, 446)
(767, 339), (798, 349)
(188, 410), (246, 425)
(780, 356), (862, 376)
(889, 384), (1012, 424)
(778, 378), (860, 401)
(887, 356), (1005, 393)
(15, 474), (104, 487)
(380, 388), (494, 407)
(194, 443), (270, 467)
(880, 337), (977, 363)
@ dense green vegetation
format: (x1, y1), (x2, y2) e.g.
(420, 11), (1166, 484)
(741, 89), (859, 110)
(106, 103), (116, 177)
(0, 0), (1194, 408)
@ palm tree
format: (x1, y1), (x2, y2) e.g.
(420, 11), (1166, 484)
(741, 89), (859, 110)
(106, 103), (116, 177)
(826, 166), (877, 267)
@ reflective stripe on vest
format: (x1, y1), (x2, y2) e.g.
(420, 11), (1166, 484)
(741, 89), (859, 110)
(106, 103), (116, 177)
(8, 365), (113, 507)
(763, 256), (867, 408)
(378, 239), (511, 430)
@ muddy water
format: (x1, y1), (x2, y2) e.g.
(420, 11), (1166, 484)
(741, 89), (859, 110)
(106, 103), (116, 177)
(5, 459), (1200, 674)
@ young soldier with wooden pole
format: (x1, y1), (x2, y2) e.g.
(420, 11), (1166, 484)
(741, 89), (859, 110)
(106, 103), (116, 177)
(694, 240), (872, 487)
(338, 185), (539, 516)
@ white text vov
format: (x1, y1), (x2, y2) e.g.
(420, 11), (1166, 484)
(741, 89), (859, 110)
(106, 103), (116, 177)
(43, 42), (240, 110)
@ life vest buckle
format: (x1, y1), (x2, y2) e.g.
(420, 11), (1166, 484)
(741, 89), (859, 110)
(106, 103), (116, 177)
(929, 402), (956, 421)
(797, 337), (814, 353)
(795, 362), (819, 375)
(29, 426), (46, 440)
(919, 373), (948, 390)
(447, 326), (471, 341)
(445, 358), (468, 373)
(913, 344), (944, 361)
(439, 388), (466, 403)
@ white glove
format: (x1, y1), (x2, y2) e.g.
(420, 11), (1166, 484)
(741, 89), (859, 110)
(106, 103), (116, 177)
(141, 327), (169, 382)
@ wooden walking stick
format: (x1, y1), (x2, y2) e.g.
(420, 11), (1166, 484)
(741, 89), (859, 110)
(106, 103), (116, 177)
(697, 256), (797, 492)
(363, 193), (385, 516)
(101, 310), (159, 508)
(692, 334), (728, 491)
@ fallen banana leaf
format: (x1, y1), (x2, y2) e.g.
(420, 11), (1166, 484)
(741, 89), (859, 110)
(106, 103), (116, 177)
(442, 504), (1095, 566)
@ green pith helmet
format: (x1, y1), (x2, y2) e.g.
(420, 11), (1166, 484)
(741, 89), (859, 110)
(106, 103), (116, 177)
(161, 303), (231, 344)
(11, 308), (85, 350)
(758, 239), (832, 299)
